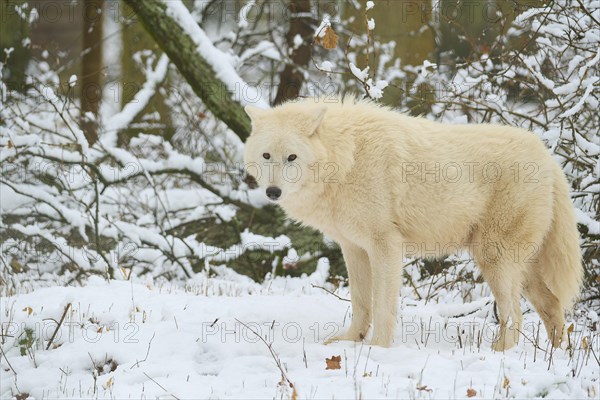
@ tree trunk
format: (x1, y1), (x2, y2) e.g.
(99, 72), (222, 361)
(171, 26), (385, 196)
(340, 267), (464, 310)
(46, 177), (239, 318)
(80, 0), (104, 146)
(123, 0), (251, 141)
(273, 0), (313, 105)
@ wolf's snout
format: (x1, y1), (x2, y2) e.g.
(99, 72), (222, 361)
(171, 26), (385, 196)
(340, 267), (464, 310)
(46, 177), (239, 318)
(266, 186), (282, 200)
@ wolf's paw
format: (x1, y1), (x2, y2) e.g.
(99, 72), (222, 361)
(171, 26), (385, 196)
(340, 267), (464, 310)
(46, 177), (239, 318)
(324, 331), (365, 345)
(550, 332), (566, 349)
(369, 334), (393, 348)
(491, 335), (517, 352)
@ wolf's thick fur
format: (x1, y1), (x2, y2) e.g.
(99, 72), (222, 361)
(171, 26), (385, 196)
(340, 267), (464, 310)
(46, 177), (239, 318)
(243, 98), (582, 350)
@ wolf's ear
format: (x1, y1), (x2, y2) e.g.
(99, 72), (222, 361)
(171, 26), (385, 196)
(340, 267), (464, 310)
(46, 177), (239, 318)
(304, 106), (327, 136)
(244, 105), (267, 124)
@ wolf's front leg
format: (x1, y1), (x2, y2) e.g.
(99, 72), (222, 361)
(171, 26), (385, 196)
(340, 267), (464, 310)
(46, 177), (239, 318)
(325, 242), (372, 344)
(367, 236), (403, 347)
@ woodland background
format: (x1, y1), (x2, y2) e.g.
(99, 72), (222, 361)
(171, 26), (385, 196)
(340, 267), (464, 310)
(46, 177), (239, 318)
(1, 0), (598, 300)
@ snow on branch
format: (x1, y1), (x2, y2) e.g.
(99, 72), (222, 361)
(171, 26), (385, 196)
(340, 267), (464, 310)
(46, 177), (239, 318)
(103, 53), (170, 145)
(123, 0), (261, 141)
(162, 1), (267, 109)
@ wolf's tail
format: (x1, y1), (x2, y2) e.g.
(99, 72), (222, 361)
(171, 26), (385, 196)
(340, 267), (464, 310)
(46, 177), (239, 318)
(538, 163), (583, 308)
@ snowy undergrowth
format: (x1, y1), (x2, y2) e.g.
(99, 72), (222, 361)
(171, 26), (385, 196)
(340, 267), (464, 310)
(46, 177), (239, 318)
(0, 51), (272, 287)
(1, 263), (598, 399)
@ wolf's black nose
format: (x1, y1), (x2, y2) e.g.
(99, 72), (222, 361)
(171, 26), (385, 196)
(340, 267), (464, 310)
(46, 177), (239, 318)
(266, 186), (282, 200)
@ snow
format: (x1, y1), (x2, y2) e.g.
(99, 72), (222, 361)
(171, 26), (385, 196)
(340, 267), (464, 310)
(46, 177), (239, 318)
(319, 61), (334, 72)
(1, 1), (598, 398)
(575, 208), (600, 235)
(553, 80), (580, 95)
(239, 41), (280, 62)
(293, 34), (303, 49)
(103, 54), (169, 142)
(71, 127), (90, 156)
(348, 63), (388, 99)
(523, 55), (555, 89)
(368, 18), (375, 30)
(349, 63), (369, 81)
(558, 78), (599, 118)
(1, 276), (597, 399)
(315, 16), (331, 38)
(366, 78), (388, 99)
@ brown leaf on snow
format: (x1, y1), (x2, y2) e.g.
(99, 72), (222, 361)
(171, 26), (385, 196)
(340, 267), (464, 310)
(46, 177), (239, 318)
(104, 376), (114, 389)
(467, 388), (477, 397)
(325, 355), (341, 370)
(416, 384), (432, 392)
(316, 27), (339, 50)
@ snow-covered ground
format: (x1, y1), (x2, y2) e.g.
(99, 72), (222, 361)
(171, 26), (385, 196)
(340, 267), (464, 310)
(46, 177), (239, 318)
(1, 265), (598, 399)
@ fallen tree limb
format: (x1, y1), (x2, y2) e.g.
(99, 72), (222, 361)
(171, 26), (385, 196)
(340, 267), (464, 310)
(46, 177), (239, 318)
(123, 0), (253, 141)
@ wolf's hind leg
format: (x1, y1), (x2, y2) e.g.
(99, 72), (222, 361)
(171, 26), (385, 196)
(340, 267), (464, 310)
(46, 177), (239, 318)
(473, 245), (525, 351)
(524, 274), (565, 347)
(325, 242), (372, 344)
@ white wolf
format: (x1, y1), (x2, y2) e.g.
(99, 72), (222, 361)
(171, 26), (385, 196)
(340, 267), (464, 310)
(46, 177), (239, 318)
(243, 98), (582, 350)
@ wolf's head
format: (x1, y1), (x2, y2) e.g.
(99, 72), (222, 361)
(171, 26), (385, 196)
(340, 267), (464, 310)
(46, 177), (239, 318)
(243, 102), (329, 203)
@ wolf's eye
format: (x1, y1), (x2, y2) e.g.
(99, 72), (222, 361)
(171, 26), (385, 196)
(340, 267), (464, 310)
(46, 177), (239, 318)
(262, 153), (271, 160)
(287, 154), (297, 162)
